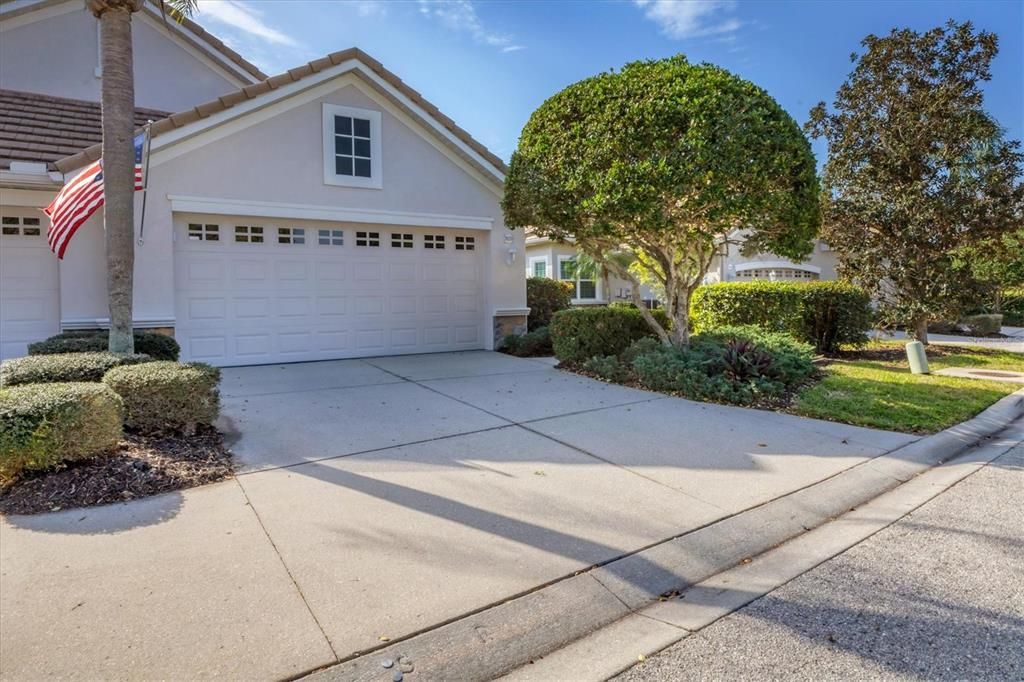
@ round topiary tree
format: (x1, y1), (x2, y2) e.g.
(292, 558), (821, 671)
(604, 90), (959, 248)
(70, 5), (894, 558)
(503, 55), (820, 346)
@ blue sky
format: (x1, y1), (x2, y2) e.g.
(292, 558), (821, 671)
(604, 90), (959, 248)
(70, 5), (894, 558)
(193, 0), (1023, 164)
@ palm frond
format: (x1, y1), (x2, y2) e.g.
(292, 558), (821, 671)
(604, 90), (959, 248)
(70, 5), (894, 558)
(159, 0), (198, 24)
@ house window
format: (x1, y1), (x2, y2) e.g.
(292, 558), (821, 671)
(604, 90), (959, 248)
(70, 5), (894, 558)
(559, 257), (598, 300)
(530, 259), (547, 278)
(187, 223), (219, 241)
(235, 225), (264, 243)
(356, 231), (380, 247)
(424, 234), (445, 249)
(323, 103), (383, 189)
(1, 216), (41, 236)
(391, 233), (413, 248)
(278, 227), (305, 245)
(318, 229), (343, 246)
(454, 235), (475, 251)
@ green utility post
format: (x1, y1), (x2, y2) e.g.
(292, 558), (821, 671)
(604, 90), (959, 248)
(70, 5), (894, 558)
(906, 341), (930, 374)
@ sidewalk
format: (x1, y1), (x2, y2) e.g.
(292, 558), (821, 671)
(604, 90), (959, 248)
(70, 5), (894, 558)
(616, 431), (1024, 680)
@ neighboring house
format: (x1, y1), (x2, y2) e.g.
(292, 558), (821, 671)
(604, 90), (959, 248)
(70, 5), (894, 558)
(0, 0), (525, 363)
(524, 233), (660, 307)
(705, 231), (839, 284)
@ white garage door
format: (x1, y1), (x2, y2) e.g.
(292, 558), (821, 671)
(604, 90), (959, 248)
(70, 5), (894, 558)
(174, 217), (486, 366)
(0, 215), (60, 360)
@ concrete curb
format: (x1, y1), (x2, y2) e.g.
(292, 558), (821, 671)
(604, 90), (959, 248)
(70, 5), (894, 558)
(303, 389), (1024, 682)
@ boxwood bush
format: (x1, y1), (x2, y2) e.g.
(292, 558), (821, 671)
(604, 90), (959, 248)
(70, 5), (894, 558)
(103, 362), (220, 434)
(527, 277), (574, 329)
(690, 281), (873, 354)
(0, 382), (123, 484)
(585, 326), (815, 406)
(28, 330), (180, 361)
(0, 352), (152, 387)
(550, 306), (671, 364)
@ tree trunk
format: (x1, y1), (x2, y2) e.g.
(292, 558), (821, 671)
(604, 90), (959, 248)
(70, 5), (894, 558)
(94, 1), (139, 354)
(670, 287), (691, 347)
(912, 318), (929, 345)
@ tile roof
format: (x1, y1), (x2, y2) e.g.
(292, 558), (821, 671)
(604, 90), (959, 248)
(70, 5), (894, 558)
(0, 89), (169, 170)
(55, 47), (508, 183)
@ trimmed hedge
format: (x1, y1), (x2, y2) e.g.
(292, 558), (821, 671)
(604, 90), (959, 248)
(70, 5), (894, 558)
(0, 352), (152, 387)
(550, 306), (671, 364)
(0, 382), (123, 484)
(527, 277), (574, 329)
(103, 362), (220, 434)
(691, 281), (873, 354)
(28, 330), (180, 361)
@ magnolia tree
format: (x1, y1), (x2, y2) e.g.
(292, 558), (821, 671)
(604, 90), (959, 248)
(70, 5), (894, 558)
(807, 21), (1024, 343)
(502, 56), (820, 346)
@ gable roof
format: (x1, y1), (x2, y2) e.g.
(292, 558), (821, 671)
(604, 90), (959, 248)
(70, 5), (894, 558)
(0, 0), (267, 84)
(0, 89), (169, 169)
(54, 47), (507, 186)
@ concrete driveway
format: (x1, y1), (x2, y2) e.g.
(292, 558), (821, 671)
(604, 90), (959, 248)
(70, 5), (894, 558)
(0, 352), (918, 680)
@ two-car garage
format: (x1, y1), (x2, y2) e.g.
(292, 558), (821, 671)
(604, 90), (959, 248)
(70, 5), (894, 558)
(173, 215), (487, 366)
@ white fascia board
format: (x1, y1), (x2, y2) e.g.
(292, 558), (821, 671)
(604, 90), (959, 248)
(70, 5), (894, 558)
(147, 59), (504, 194)
(0, 183), (59, 203)
(167, 195), (494, 230)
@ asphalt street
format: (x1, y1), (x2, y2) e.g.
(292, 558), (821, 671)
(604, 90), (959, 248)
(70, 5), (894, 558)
(616, 439), (1024, 681)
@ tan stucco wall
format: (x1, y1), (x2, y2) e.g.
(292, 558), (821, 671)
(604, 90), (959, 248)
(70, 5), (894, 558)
(57, 78), (524, 347)
(0, 3), (245, 111)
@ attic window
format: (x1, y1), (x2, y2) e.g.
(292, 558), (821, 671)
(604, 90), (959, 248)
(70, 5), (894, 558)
(323, 103), (382, 189)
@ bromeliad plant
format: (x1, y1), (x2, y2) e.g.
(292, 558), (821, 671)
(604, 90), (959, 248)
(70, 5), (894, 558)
(503, 55), (821, 347)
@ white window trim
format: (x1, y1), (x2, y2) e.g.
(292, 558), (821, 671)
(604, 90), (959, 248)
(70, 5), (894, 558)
(557, 255), (603, 303)
(322, 103), (383, 190)
(527, 255), (550, 279)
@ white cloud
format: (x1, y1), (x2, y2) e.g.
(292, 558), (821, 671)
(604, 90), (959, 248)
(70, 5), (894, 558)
(196, 0), (298, 47)
(417, 0), (524, 52)
(350, 1), (388, 18)
(634, 0), (741, 40)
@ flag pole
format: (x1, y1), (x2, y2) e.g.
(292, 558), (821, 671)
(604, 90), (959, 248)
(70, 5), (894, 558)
(137, 120), (153, 246)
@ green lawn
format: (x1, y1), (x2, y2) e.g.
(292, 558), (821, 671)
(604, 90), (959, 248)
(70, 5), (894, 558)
(793, 342), (1023, 433)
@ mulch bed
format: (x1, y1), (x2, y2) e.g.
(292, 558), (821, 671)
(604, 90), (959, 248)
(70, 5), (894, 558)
(0, 425), (233, 516)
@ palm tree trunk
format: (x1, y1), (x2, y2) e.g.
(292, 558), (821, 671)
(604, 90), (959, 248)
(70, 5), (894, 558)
(93, 0), (140, 353)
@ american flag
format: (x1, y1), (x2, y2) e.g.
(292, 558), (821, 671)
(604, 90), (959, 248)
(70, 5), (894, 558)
(44, 132), (146, 259)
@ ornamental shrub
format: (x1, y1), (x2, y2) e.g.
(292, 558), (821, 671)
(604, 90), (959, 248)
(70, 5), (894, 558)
(527, 278), (574, 329)
(28, 330), (180, 361)
(690, 281), (872, 354)
(550, 306), (671, 364)
(102, 362), (220, 434)
(0, 352), (152, 387)
(502, 326), (553, 357)
(0, 382), (123, 484)
(618, 326), (815, 405)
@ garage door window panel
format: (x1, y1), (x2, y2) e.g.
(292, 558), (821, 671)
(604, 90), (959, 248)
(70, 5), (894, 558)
(235, 225), (264, 243)
(1, 216), (41, 236)
(424, 234), (445, 249)
(356, 231), (380, 247)
(278, 228), (306, 245)
(188, 223), (219, 241)
(391, 233), (413, 248)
